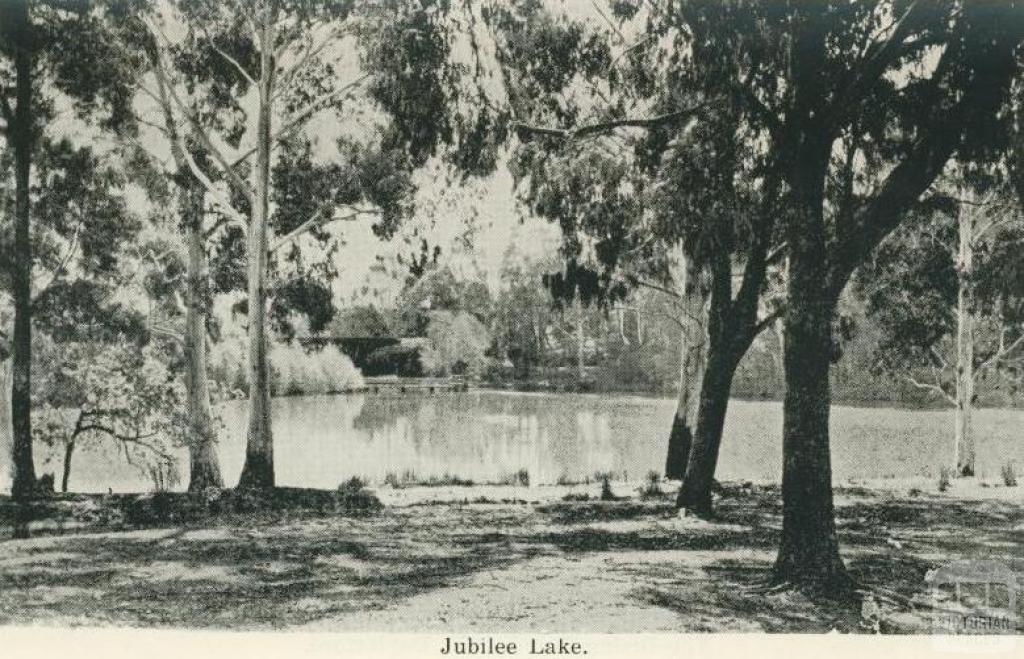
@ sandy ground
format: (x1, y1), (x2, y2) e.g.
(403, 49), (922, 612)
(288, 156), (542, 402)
(0, 478), (1022, 633)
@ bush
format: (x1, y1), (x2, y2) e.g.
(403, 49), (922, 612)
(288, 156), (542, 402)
(498, 468), (530, 487)
(335, 477), (383, 514)
(210, 338), (363, 397)
(938, 466), (954, 492)
(1002, 462), (1018, 487)
(123, 491), (177, 527)
(598, 472), (617, 501)
(639, 471), (663, 500)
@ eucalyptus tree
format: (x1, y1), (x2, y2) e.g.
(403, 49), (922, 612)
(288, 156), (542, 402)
(0, 0), (138, 500)
(488, 1), (786, 515)
(491, 0), (1024, 593)
(856, 174), (1024, 477)
(141, 0), (500, 489)
(660, 0), (1024, 594)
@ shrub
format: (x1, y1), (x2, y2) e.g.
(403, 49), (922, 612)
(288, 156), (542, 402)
(335, 477), (382, 514)
(938, 466), (954, 492)
(639, 471), (663, 500)
(498, 468), (530, 487)
(1002, 462), (1018, 487)
(364, 343), (424, 377)
(123, 491), (176, 527)
(210, 338), (363, 397)
(599, 473), (617, 501)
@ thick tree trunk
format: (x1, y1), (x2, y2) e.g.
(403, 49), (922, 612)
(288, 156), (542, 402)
(772, 157), (852, 596)
(955, 196), (976, 477)
(238, 23), (275, 490)
(183, 184), (223, 492)
(9, 0), (37, 502)
(61, 440), (75, 494)
(665, 248), (709, 480)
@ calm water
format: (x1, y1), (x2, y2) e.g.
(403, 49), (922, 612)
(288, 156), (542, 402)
(13, 391), (1024, 493)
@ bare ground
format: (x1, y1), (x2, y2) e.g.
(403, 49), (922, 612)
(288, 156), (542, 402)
(0, 479), (1022, 633)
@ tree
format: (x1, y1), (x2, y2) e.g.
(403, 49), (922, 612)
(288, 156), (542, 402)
(491, 1), (785, 514)
(493, 249), (555, 377)
(660, 0), (1024, 594)
(0, 0), (137, 500)
(328, 304), (391, 338)
(421, 309), (491, 377)
(144, 0), (496, 489)
(857, 176), (1024, 477)
(34, 339), (183, 494)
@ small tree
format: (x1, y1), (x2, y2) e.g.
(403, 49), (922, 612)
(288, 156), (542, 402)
(421, 310), (491, 377)
(34, 340), (183, 493)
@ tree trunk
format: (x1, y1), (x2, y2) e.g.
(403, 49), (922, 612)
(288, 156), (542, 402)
(665, 248), (709, 480)
(9, 0), (37, 502)
(183, 184), (223, 492)
(0, 360), (12, 493)
(61, 439), (75, 494)
(238, 20), (275, 490)
(676, 348), (737, 515)
(772, 158), (852, 596)
(955, 194), (976, 477)
(575, 300), (585, 381)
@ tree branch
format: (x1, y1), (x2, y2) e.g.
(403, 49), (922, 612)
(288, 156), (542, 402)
(514, 103), (710, 141)
(0, 93), (13, 125)
(226, 73), (370, 170)
(632, 278), (681, 300)
(269, 205), (381, 254)
(211, 43), (256, 87)
(975, 333), (1024, 379)
(905, 372), (956, 406)
(146, 17), (257, 204)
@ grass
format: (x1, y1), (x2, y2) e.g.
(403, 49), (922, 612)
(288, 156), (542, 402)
(3, 481), (1019, 632)
(382, 471), (475, 489)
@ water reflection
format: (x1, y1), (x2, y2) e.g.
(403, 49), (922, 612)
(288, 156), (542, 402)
(4, 392), (1024, 493)
(228, 391), (670, 489)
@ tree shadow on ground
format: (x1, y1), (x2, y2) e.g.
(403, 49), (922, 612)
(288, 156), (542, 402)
(1, 486), (1023, 631)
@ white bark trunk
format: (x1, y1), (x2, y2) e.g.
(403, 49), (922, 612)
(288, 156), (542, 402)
(665, 245), (710, 479)
(0, 359), (12, 493)
(238, 15), (276, 489)
(955, 190), (976, 477)
(576, 299), (585, 380)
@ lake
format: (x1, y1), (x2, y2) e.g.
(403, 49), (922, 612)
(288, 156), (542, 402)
(12, 390), (1024, 493)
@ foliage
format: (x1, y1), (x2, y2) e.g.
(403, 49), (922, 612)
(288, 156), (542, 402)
(328, 304), (391, 338)
(855, 182), (1024, 400)
(390, 265), (494, 337)
(33, 339), (184, 492)
(420, 310), (491, 377)
(1002, 462), (1018, 487)
(208, 337), (363, 398)
(362, 343), (423, 377)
